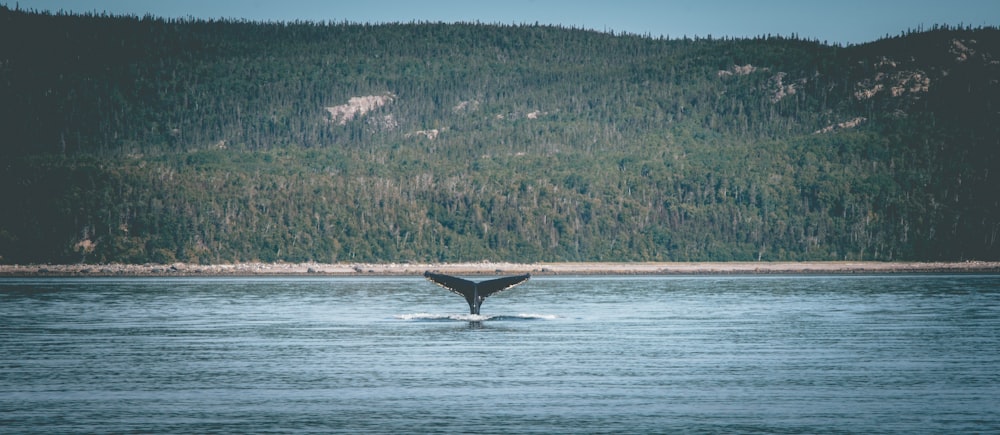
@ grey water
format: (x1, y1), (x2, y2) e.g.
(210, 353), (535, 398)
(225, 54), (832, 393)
(2, 275), (999, 433)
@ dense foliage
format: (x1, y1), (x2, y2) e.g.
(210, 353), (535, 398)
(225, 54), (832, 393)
(2, 6), (998, 264)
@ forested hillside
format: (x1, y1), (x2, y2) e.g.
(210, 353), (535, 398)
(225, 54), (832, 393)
(1, 6), (998, 264)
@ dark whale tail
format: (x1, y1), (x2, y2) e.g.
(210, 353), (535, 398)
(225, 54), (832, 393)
(423, 271), (531, 315)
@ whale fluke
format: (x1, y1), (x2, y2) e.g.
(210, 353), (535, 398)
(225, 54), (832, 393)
(423, 271), (531, 315)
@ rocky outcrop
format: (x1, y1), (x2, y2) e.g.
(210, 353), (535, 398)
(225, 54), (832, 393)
(452, 99), (480, 113)
(718, 64), (803, 102)
(814, 117), (867, 134)
(717, 64), (765, 77)
(855, 68), (930, 101)
(325, 93), (395, 125)
(406, 129), (440, 140)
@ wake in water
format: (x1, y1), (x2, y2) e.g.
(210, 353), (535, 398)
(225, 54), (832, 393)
(395, 313), (560, 322)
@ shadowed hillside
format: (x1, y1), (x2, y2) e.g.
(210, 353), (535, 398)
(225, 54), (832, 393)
(1, 6), (998, 264)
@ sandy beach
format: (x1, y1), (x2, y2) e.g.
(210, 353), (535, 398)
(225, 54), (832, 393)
(1, 261), (999, 277)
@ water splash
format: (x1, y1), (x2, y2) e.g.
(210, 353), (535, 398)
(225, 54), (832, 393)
(395, 313), (559, 322)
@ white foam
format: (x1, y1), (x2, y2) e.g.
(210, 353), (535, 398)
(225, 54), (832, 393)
(513, 313), (561, 320)
(394, 313), (450, 321)
(452, 314), (492, 322)
(394, 313), (491, 321)
(395, 313), (559, 322)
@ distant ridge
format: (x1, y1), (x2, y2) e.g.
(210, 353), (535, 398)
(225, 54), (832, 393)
(1, 7), (998, 263)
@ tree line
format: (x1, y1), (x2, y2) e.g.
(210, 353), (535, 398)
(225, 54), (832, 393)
(1, 6), (998, 263)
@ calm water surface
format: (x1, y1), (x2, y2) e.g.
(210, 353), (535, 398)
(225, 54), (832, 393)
(2, 275), (999, 433)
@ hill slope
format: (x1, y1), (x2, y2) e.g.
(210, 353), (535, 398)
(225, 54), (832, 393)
(1, 7), (998, 263)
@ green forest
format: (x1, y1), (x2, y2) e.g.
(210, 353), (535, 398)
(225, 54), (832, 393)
(1, 6), (998, 264)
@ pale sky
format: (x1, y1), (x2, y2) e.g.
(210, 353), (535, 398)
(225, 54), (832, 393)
(10, 0), (1000, 45)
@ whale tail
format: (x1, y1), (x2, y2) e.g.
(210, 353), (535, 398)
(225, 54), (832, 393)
(423, 271), (531, 315)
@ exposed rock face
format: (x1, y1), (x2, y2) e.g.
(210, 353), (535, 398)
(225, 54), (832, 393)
(406, 129), (440, 140)
(855, 69), (930, 101)
(952, 39), (973, 62)
(770, 72), (806, 102)
(718, 64), (802, 102)
(368, 113), (399, 131)
(717, 64), (765, 77)
(325, 93), (395, 125)
(452, 99), (480, 113)
(814, 117), (867, 134)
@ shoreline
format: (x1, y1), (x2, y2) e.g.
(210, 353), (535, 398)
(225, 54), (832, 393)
(1, 261), (999, 277)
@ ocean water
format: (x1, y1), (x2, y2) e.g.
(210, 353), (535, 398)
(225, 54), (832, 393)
(1, 274), (999, 433)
